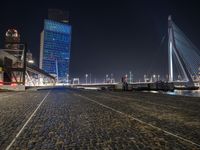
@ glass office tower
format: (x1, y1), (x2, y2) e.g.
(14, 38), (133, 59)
(40, 19), (71, 82)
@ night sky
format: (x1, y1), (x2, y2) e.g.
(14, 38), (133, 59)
(0, 0), (200, 82)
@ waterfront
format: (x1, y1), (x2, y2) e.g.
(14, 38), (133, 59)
(167, 90), (200, 97)
(146, 89), (200, 97)
(145, 89), (200, 97)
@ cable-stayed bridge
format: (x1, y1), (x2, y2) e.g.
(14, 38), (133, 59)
(168, 16), (200, 89)
(74, 16), (200, 91)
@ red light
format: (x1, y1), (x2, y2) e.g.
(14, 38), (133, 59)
(0, 83), (3, 86)
(11, 83), (17, 86)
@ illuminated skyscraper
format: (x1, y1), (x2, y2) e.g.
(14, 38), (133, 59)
(40, 10), (71, 82)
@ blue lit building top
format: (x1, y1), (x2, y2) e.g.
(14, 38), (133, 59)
(41, 19), (71, 82)
(44, 19), (71, 34)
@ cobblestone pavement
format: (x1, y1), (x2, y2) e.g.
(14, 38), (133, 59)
(78, 90), (200, 144)
(1, 88), (200, 149)
(0, 90), (49, 149)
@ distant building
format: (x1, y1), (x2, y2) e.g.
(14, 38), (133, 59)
(40, 10), (72, 82)
(5, 29), (20, 50)
(4, 29), (22, 68)
(26, 50), (34, 64)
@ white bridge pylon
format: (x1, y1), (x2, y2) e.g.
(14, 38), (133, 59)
(168, 16), (200, 87)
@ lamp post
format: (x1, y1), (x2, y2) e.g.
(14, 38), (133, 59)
(111, 73), (113, 83)
(129, 71), (132, 83)
(67, 74), (69, 83)
(153, 74), (156, 82)
(144, 74), (147, 82)
(106, 74), (108, 83)
(55, 59), (59, 82)
(89, 73), (91, 84)
(198, 67), (200, 80)
(85, 74), (88, 84)
(94, 78), (96, 84)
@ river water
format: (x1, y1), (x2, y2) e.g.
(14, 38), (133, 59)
(166, 90), (200, 97)
(147, 90), (200, 98)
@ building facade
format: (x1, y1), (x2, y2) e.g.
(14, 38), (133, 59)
(40, 19), (71, 82)
(48, 9), (69, 23)
(5, 29), (20, 50)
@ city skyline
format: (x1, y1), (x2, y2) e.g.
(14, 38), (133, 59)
(0, 0), (200, 81)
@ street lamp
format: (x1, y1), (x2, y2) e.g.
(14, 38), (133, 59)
(85, 74), (88, 84)
(28, 59), (34, 64)
(94, 78), (97, 84)
(129, 71), (132, 83)
(89, 73), (91, 84)
(111, 73), (113, 83)
(153, 74), (156, 82)
(106, 74), (108, 83)
(67, 74), (69, 83)
(144, 74), (147, 82)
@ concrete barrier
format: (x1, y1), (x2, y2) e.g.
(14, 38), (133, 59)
(0, 85), (25, 91)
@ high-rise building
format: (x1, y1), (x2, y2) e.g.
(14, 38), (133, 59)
(40, 10), (72, 82)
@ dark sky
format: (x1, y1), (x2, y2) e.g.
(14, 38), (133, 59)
(0, 0), (200, 82)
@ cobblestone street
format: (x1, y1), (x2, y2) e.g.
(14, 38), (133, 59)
(0, 88), (200, 149)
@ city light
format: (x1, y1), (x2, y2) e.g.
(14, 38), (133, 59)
(28, 59), (34, 64)
(85, 74), (88, 84)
